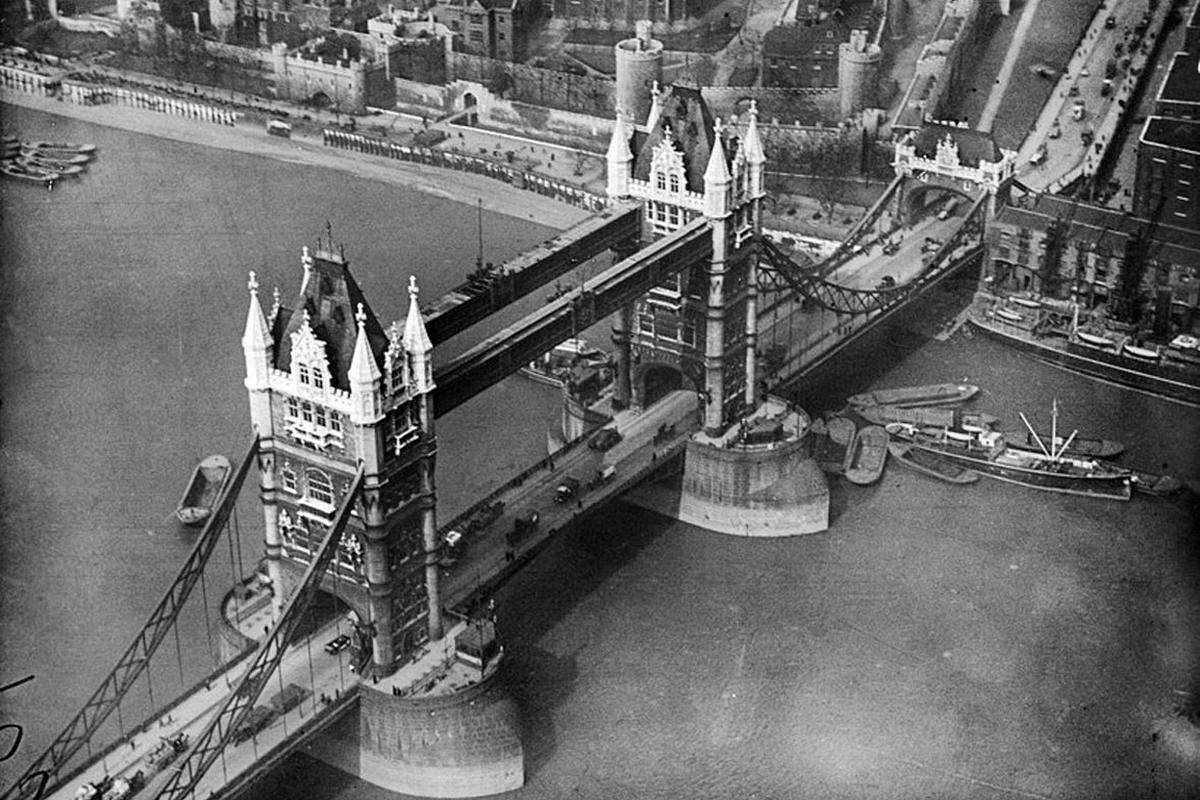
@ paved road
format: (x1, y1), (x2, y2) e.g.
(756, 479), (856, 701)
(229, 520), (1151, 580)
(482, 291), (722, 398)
(977, 0), (1045, 133)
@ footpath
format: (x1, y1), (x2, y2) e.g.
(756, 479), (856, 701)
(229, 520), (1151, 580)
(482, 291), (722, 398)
(0, 84), (592, 231)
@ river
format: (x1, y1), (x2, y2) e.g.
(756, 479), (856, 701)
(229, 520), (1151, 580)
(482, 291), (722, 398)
(2, 105), (1198, 800)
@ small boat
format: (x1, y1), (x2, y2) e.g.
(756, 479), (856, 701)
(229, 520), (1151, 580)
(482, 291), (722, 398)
(30, 141), (96, 154)
(1020, 431), (1123, 459)
(844, 425), (889, 485)
(848, 383), (979, 409)
(1010, 297), (1042, 309)
(1075, 330), (1115, 347)
(17, 156), (82, 176)
(1123, 343), (1160, 361)
(21, 147), (90, 164)
(856, 404), (999, 431)
(826, 415), (856, 446)
(0, 162), (56, 184)
(994, 308), (1025, 323)
(1129, 469), (1182, 497)
(176, 455), (232, 526)
(887, 441), (979, 484)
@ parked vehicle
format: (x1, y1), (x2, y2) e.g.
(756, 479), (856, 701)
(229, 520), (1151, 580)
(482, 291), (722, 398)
(555, 476), (581, 503)
(324, 634), (351, 654)
(269, 683), (309, 716)
(233, 706), (275, 745)
(508, 509), (539, 545)
(265, 120), (292, 138)
(588, 428), (623, 451)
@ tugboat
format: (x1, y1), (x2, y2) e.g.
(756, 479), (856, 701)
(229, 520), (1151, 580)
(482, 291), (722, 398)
(176, 455), (232, 526)
(887, 402), (1132, 500)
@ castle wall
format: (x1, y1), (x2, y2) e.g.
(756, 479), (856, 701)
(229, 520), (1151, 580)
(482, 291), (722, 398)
(447, 50), (616, 118)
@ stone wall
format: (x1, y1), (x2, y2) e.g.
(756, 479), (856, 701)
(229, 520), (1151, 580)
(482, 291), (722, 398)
(678, 435), (829, 536)
(447, 50), (615, 117)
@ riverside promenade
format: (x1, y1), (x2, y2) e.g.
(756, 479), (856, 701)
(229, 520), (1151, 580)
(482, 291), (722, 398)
(0, 85), (591, 231)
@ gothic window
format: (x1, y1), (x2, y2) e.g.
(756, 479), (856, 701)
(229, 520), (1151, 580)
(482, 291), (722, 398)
(312, 369), (324, 389)
(329, 412), (342, 432)
(669, 174), (680, 193)
(305, 469), (334, 506)
(315, 406), (327, 427)
(298, 363), (312, 385)
(656, 172), (667, 191)
(281, 467), (297, 493)
(301, 402), (314, 423)
(388, 359), (405, 395)
(286, 397), (299, 419)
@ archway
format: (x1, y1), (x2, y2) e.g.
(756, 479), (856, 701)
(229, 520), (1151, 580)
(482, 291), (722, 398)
(635, 362), (690, 409)
(462, 91), (477, 109)
(902, 181), (974, 225)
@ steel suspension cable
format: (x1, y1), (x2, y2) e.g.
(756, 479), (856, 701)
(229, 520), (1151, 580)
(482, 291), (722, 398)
(226, 517), (241, 626)
(199, 570), (217, 671)
(232, 506), (246, 586)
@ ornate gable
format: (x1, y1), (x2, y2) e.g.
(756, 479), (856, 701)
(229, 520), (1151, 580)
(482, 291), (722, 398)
(289, 309), (333, 395)
(650, 128), (686, 194)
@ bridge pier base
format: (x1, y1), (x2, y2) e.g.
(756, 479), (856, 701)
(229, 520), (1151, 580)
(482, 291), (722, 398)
(629, 397), (829, 537)
(304, 625), (523, 798)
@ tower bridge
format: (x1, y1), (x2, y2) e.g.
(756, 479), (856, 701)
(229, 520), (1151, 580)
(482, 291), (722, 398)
(4, 98), (1012, 800)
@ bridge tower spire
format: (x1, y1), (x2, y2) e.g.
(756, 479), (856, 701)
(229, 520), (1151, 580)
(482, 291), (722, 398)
(702, 117), (733, 435)
(742, 102), (767, 410)
(606, 110), (634, 199)
(402, 275), (443, 642)
(242, 270), (287, 618)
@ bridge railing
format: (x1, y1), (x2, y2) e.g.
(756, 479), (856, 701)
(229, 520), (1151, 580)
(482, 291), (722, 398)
(322, 129), (606, 213)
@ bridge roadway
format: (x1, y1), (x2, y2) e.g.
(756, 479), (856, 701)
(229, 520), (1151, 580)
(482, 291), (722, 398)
(440, 389), (701, 613)
(40, 392), (700, 800)
(422, 202), (641, 346)
(44, 618), (355, 800)
(758, 210), (979, 381)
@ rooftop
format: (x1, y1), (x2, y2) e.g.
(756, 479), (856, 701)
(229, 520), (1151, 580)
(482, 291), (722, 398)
(273, 246), (389, 391)
(1158, 50), (1200, 107)
(909, 122), (1002, 167)
(633, 85), (717, 194)
(1140, 115), (1200, 155)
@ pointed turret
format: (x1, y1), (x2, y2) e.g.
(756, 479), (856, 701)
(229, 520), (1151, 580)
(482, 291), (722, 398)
(742, 100), (766, 199)
(645, 80), (664, 131)
(299, 245), (314, 295)
(349, 302), (384, 424)
(403, 276), (435, 395)
(606, 111), (634, 198)
(242, 271), (272, 390)
(703, 117), (732, 219)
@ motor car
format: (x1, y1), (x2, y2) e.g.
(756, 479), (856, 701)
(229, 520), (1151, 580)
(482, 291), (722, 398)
(324, 634), (351, 655)
(1105, 14), (1116, 29)
(589, 428), (623, 451)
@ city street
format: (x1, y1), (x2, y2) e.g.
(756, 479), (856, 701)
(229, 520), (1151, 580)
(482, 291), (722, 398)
(1018, 0), (1171, 193)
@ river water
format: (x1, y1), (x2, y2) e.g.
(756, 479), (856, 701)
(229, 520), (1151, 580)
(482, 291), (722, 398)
(2, 105), (1198, 799)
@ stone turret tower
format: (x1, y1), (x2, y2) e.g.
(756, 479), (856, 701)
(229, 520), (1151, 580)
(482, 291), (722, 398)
(242, 239), (441, 677)
(604, 85), (766, 434)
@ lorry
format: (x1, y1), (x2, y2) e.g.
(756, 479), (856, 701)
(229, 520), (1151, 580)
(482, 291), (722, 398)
(265, 119), (292, 138)
(269, 683), (309, 716)
(232, 706), (275, 745)
(555, 476), (580, 503)
(507, 509), (539, 545)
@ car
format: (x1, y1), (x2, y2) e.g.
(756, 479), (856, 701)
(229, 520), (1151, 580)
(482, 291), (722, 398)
(1049, 122), (1062, 139)
(876, 275), (896, 290)
(324, 634), (351, 655)
(1105, 14), (1116, 29)
(1079, 66), (1090, 78)
(588, 428), (623, 451)
(1029, 145), (1048, 165)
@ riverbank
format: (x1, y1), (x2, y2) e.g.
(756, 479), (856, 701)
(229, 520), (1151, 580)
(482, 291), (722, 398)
(0, 88), (592, 231)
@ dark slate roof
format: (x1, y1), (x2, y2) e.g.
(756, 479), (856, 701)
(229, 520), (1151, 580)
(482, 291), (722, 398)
(1141, 116), (1200, 153)
(911, 123), (1001, 167)
(1159, 51), (1200, 105)
(273, 251), (389, 391)
(763, 17), (851, 56)
(633, 85), (716, 194)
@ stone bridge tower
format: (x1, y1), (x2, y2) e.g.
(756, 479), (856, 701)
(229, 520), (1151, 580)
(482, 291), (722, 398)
(606, 85), (767, 436)
(242, 241), (441, 678)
